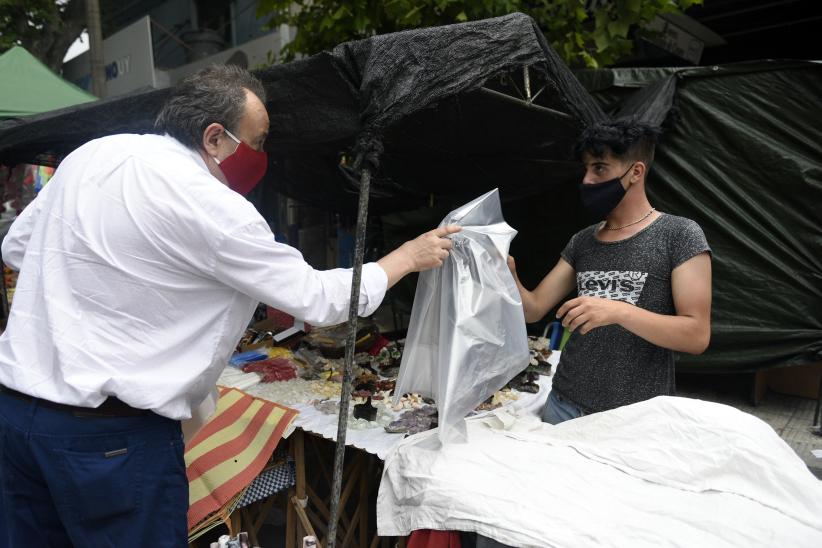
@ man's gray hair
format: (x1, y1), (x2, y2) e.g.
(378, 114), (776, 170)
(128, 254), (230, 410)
(154, 64), (266, 150)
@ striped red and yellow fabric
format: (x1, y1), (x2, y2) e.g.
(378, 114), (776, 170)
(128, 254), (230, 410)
(185, 386), (298, 530)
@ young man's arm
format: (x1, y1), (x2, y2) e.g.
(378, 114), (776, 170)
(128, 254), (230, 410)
(509, 256), (577, 323)
(556, 252), (712, 354)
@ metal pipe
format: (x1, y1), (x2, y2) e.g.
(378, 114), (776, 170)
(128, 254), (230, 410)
(477, 87), (573, 120)
(523, 65), (532, 101)
(326, 165), (371, 548)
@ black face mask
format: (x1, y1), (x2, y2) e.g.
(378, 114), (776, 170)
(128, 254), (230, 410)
(579, 164), (634, 222)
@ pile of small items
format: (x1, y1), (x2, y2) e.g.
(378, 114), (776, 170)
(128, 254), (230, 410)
(348, 366), (440, 434)
(384, 404), (438, 435)
(230, 318), (554, 436)
(508, 336), (554, 393)
(233, 347), (300, 382)
(527, 336), (553, 373)
(469, 336), (553, 413)
(474, 388), (520, 413)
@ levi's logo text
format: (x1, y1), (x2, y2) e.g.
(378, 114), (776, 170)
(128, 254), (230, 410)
(577, 271), (648, 305)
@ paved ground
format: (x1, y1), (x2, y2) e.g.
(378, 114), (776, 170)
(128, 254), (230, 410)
(676, 372), (822, 479)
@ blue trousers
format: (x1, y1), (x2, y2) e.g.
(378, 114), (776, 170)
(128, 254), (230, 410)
(541, 389), (586, 425)
(0, 390), (188, 547)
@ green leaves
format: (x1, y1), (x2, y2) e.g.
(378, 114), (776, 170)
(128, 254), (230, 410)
(539, 0), (703, 68)
(0, 0), (87, 72)
(255, 0), (703, 67)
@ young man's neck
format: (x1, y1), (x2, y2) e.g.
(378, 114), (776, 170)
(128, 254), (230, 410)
(606, 185), (654, 228)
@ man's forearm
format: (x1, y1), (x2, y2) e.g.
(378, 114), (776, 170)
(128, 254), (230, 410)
(616, 302), (710, 354)
(377, 249), (414, 289)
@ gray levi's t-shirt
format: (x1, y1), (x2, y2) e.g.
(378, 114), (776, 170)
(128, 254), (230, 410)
(552, 213), (710, 413)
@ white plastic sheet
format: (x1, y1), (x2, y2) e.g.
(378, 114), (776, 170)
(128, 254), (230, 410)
(394, 188), (529, 444)
(378, 396), (822, 547)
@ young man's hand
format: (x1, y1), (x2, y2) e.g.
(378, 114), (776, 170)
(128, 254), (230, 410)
(556, 296), (628, 335)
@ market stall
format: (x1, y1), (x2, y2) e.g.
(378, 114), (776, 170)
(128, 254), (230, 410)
(213, 313), (558, 547)
(3, 11), (820, 548)
(206, 308), (822, 548)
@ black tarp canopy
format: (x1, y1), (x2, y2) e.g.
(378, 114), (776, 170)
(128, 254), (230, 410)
(0, 13), (601, 213)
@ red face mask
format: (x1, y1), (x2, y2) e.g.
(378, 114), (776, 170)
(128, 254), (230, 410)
(215, 128), (268, 195)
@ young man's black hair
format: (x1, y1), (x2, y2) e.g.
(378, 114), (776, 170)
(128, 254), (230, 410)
(575, 117), (662, 168)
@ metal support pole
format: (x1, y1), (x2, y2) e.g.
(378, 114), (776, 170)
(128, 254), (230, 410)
(327, 166), (371, 547)
(477, 87), (573, 120)
(523, 65), (532, 102)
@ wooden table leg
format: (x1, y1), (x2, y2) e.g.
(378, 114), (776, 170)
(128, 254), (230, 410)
(293, 494), (322, 547)
(243, 495), (275, 547)
(286, 487), (297, 548)
(227, 509), (241, 537)
(295, 430), (307, 502)
(291, 429), (325, 547)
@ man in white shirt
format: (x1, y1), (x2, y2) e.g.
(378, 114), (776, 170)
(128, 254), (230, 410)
(0, 65), (457, 546)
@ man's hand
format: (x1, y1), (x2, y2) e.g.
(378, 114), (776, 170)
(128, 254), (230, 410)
(377, 225), (461, 288)
(556, 296), (628, 335)
(401, 225), (461, 272)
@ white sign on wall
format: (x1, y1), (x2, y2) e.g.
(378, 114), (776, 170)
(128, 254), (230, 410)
(63, 16), (157, 98)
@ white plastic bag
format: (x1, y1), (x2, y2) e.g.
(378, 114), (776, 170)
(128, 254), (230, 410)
(394, 188), (529, 444)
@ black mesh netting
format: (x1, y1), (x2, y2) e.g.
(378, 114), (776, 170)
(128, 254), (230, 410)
(0, 12), (603, 213)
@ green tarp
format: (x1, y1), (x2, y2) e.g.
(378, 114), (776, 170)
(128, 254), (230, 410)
(577, 61), (822, 373)
(0, 46), (96, 119)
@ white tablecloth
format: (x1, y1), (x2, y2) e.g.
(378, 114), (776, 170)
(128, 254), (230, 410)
(224, 353), (559, 460)
(377, 395), (822, 547)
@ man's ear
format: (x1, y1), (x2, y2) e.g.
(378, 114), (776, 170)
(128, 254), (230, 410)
(630, 161), (647, 184)
(202, 123), (224, 158)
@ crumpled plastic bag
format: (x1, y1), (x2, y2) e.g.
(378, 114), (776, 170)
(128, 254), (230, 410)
(394, 188), (529, 444)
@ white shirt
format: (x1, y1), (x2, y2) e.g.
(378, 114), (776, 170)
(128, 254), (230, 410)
(0, 134), (387, 419)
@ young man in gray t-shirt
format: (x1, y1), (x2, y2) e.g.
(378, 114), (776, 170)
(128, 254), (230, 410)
(509, 118), (712, 423)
